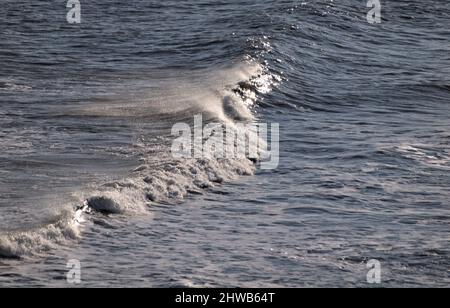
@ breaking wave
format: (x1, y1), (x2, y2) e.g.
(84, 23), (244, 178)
(0, 60), (278, 258)
(86, 61), (277, 214)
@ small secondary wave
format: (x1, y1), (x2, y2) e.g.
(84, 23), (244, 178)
(0, 208), (84, 259)
(0, 79), (32, 92)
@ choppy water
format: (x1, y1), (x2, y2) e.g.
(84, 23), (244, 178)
(1, 0), (449, 287)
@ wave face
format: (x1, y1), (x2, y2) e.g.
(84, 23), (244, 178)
(0, 59), (278, 257)
(1, 0), (450, 287)
(82, 62), (278, 213)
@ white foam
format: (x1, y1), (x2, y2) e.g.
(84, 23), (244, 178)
(87, 186), (148, 214)
(85, 154), (256, 214)
(0, 210), (81, 259)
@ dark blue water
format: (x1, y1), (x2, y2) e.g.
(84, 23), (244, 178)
(0, 0), (449, 287)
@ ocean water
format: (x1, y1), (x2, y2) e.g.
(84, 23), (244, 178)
(0, 0), (449, 287)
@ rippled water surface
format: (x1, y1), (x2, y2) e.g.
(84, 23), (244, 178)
(0, 1), (449, 287)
